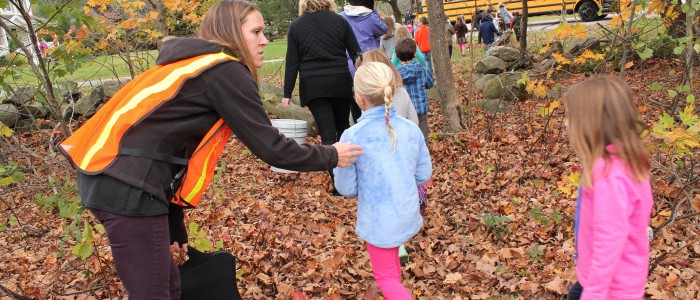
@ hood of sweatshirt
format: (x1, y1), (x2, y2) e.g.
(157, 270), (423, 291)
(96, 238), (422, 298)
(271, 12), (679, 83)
(342, 5), (373, 20)
(156, 37), (225, 65)
(397, 63), (424, 85)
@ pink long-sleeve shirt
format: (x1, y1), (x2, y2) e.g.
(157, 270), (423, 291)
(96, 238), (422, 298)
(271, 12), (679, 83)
(576, 149), (653, 300)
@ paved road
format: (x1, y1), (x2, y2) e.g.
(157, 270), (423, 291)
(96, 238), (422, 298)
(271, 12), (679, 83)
(527, 16), (613, 32)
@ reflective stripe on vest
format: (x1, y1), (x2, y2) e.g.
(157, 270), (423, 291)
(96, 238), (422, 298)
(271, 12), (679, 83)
(59, 52), (236, 207)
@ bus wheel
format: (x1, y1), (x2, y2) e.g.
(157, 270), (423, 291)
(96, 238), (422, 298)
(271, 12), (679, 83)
(578, 1), (599, 22)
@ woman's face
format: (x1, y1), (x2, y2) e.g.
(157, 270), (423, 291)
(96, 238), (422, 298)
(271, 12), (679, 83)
(241, 10), (268, 68)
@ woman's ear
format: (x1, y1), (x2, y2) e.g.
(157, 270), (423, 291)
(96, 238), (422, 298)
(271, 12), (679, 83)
(355, 93), (366, 109)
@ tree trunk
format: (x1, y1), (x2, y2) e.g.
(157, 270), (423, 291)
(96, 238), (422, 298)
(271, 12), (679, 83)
(381, 0), (403, 24)
(520, 0), (528, 53)
(147, 0), (168, 49)
(619, 0), (638, 78)
(426, 1), (464, 132)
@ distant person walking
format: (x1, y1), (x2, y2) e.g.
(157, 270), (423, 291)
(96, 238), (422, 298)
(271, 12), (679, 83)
(472, 9), (484, 45)
(39, 40), (48, 57)
(478, 15), (499, 56)
(454, 16), (468, 57)
(379, 17), (397, 58)
(497, 3), (513, 32)
(511, 11), (522, 41)
(445, 18), (455, 58)
(414, 16), (432, 73)
(282, 0), (362, 196)
(340, 0), (388, 123)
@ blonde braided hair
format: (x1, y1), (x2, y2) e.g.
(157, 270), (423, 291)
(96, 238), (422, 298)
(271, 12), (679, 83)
(354, 62), (397, 149)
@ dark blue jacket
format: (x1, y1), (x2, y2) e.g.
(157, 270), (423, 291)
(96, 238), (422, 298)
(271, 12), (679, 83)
(479, 20), (499, 44)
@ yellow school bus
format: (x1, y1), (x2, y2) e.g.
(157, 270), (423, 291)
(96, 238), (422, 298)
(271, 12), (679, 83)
(415, 0), (616, 23)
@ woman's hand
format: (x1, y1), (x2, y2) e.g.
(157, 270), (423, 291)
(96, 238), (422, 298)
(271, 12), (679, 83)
(170, 241), (188, 254)
(281, 97), (291, 107)
(333, 142), (363, 167)
(170, 241), (188, 264)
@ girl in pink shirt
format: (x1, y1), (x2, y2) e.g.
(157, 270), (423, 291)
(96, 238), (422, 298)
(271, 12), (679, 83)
(563, 77), (653, 300)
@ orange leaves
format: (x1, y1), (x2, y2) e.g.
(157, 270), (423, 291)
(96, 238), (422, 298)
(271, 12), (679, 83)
(550, 23), (588, 41)
(573, 49), (604, 65)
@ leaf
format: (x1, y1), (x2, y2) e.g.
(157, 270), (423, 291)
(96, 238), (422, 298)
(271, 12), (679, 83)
(668, 90), (678, 97)
(692, 194), (700, 213)
(694, 43), (700, 54)
(0, 122), (12, 137)
(443, 272), (463, 284)
(625, 61), (635, 69)
(637, 48), (654, 60)
(544, 275), (564, 294)
(687, 95), (696, 105)
(649, 82), (663, 91)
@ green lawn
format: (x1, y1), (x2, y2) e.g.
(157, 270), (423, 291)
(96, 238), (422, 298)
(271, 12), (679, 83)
(263, 39), (288, 60)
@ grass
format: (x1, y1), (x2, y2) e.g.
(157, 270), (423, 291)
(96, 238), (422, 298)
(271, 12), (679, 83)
(263, 39), (288, 60)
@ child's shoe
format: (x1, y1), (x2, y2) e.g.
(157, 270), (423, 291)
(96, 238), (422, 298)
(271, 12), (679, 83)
(399, 245), (409, 266)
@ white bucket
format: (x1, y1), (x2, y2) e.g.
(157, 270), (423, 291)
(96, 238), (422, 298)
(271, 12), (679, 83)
(270, 119), (308, 173)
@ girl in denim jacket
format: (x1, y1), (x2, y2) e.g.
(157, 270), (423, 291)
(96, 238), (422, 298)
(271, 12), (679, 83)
(334, 62), (432, 299)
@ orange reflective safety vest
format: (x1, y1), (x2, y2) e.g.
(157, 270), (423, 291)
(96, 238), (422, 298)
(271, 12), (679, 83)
(59, 52), (236, 207)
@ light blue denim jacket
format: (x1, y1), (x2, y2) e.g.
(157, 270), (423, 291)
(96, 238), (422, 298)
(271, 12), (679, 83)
(333, 106), (432, 248)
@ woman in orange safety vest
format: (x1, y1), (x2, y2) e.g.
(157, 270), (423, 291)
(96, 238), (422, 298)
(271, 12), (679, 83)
(59, 1), (362, 298)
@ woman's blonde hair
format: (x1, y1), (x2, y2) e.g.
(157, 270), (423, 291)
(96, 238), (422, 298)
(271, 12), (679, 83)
(354, 62), (398, 149)
(354, 49), (403, 89)
(197, 0), (260, 81)
(396, 26), (411, 40)
(299, 0), (337, 16)
(382, 17), (396, 40)
(563, 77), (650, 188)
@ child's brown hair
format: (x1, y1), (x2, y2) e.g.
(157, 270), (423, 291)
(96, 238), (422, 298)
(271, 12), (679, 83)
(395, 38), (417, 62)
(355, 49), (403, 89)
(563, 77), (650, 187)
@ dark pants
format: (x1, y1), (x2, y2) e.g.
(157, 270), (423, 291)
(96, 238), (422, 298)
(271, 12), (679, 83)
(567, 281), (583, 300)
(418, 113), (429, 146)
(350, 101), (362, 124)
(306, 97), (351, 145)
(448, 45), (453, 58)
(90, 208), (180, 300)
(307, 97), (351, 190)
(422, 51), (433, 73)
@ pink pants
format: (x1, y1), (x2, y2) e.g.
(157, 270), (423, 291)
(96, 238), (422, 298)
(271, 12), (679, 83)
(366, 243), (412, 299)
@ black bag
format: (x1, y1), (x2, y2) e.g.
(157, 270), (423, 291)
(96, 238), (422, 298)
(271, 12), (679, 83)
(179, 247), (242, 300)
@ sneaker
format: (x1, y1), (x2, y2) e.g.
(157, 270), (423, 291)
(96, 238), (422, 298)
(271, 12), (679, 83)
(399, 245), (409, 266)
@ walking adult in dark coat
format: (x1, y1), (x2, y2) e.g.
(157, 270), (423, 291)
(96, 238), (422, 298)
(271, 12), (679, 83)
(282, 0), (362, 195)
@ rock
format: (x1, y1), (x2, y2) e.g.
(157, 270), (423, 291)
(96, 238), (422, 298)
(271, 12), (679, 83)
(22, 101), (49, 118)
(534, 59), (556, 71)
(13, 118), (34, 133)
(544, 41), (564, 58)
(7, 87), (37, 106)
(61, 103), (75, 120)
(482, 72), (527, 101)
(475, 56), (506, 75)
(475, 99), (513, 114)
(567, 37), (604, 54)
(102, 80), (129, 100)
(0, 104), (20, 127)
(74, 92), (103, 117)
(490, 46), (524, 70)
(259, 82), (318, 136)
(475, 74), (498, 91)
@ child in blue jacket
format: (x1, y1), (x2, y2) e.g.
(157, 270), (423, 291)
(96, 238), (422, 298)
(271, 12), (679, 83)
(334, 62), (432, 299)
